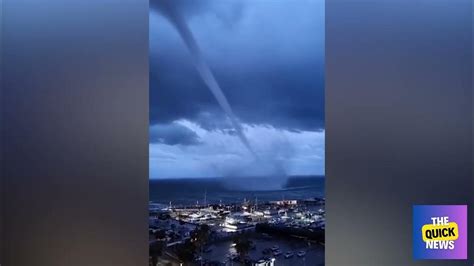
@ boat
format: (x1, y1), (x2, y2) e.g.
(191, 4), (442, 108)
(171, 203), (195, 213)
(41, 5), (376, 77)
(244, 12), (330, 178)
(271, 245), (279, 251)
(273, 250), (282, 256)
(255, 257), (275, 266)
(297, 250), (306, 257)
(284, 251), (294, 258)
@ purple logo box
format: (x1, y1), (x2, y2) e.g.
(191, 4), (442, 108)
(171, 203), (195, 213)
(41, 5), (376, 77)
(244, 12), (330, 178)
(413, 205), (467, 260)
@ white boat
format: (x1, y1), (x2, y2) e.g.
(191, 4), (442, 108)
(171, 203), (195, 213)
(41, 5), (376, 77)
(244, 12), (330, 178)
(284, 251), (294, 258)
(297, 251), (306, 257)
(273, 250), (282, 256)
(255, 257), (276, 266)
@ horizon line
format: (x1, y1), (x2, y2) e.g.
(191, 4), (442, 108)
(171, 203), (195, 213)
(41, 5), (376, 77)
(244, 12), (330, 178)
(149, 174), (325, 180)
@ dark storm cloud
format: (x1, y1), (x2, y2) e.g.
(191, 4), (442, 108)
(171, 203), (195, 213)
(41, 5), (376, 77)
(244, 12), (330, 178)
(149, 0), (324, 132)
(150, 0), (244, 25)
(149, 123), (201, 146)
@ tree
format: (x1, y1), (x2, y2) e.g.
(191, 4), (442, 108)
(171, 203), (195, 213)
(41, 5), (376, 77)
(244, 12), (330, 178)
(149, 241), (164, 266)
(154, 229), (167, 240)
(191, 224), (211, 266)
(233, 236), (252, 263)
(176, 239), (196, 264)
